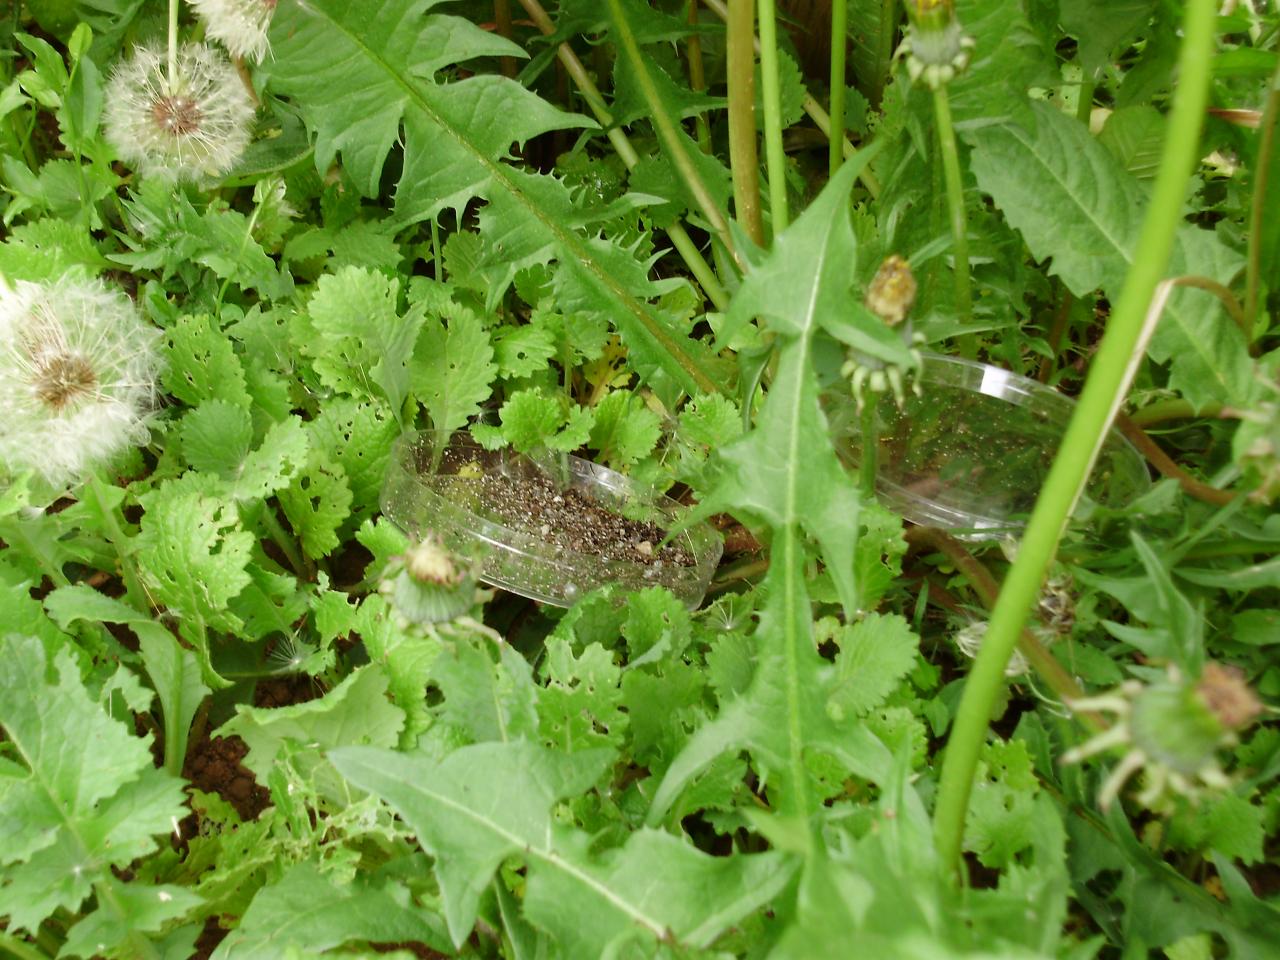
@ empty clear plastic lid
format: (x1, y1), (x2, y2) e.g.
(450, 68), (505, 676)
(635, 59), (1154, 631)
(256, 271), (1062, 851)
(380, 432), (724, 608)
(842, 354), (1151, 539)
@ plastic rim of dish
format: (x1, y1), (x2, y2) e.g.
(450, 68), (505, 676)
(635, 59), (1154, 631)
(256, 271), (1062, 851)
(380, 432), (724, 609)
(843, 353), (1151, 540)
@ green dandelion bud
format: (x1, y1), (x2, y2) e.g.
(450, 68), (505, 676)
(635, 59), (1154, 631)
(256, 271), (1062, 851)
(1063, 663), (1262, 812)
(900, 0), (975, 90)
(379, 536), (477, 626)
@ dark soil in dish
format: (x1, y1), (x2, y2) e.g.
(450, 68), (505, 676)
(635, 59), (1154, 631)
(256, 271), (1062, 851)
(439, 446), (695, 568)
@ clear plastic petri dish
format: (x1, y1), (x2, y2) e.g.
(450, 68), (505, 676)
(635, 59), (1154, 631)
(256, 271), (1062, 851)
(380, 432), (724, 608)
(841, 353), (1151, 540)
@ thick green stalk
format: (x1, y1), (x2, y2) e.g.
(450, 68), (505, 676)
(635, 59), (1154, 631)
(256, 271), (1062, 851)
(1244, 61), (1280, 335)
(829, 0), (848, 176)
(859, 395), (878, 497)
(0, 931), (47, 960)
(932, 0), (1218, 880)
(606, 0), (740, 267)
(167, 0), (179, 86)
(701, 0), (882, 198)
(1129, 398), (1223, 428)
(757, 0), (789, 232)
(933, 86), (972, 341)
(514, 0), (730, 309)
(1076, 71), (1096, 125)
(727, 0), (765, 245)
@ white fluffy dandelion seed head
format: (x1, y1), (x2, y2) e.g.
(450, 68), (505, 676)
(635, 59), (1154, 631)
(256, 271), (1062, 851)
(0, 277), (163, 489)
(954, 621), (1030, 677)
(103, 42), (255, 181)
(189, 0), (277, 63)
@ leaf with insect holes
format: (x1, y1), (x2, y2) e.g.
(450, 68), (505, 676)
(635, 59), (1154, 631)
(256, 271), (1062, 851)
(0, 217), (110, 281)
(163, 313), (250, 408)
(492, 322), (557, 379)
(279, 458), (354, 560)
(136, 483), (254, 687)
(0, 635), (188, 937)
(473, 388), (595, 454)
(822, 613), (920, 721)
(620, 660), (706, 772)
(964, 738), (1040, 870)
(433, 636), (540, 745)
(181, 401), (310, 502)
(331, 740), (795, 953)
(308, 399), (400, 526)
(588, 390), (661, 469)
(297, 267), (422, 419)
(621, 586), (692, 663)
(965, 101), (1254, 409)
(538, 638), (627, 754)
(271, 0), (722, 401)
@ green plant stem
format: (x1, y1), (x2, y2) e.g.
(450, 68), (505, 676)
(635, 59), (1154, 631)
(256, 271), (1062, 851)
(756, 0), (789, 232)
(258, 502), (307, 577)
(1076, 71), (1095, 125)
(86, 473), (149, 612)
(167, 0), (179, 87)
(1036, 286), (1073, 382)
(1129, 398), (1224, 428)
(431, 217), (442, 277)
(726, 0), (765, 245)
(859, 395), (878, 497)
(931, 0), (1218, 881)
(904, 527), (1104, 731)
(1171, 274), (1247, 336)
(700, 0), (882, 199)
(607, 0), (740, 267)
(932, 85), (972, 348)
(1244, 61), (1280, 336)
(0, 932), (49, 960)
(829, 0), (848, 176)
(515, 0), (730, 310)
(1114, 414), (1236, 506)
(686, 0), (713, 153)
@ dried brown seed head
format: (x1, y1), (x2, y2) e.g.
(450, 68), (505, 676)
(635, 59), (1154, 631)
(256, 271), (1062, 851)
(865, 254), (917, 326)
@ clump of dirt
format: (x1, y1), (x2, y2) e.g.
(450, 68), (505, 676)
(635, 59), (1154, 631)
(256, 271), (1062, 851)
(253, 673), (322, 708)
(438, 446), (695, 567)
(184, 735), (270, 821)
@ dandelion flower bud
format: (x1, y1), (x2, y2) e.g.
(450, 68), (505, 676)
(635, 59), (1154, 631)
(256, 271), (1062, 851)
(188, 0), (276, 64)
(379, 537), (477, 626)
(104, 42), (255, 181)
(0, 277), (162, 490)
(900, 0), (974, 90)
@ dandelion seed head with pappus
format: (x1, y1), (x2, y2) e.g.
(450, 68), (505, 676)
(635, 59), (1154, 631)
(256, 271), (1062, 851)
(104, 42), (255, 181)
(0, 277), (162, 490)
(189, 0), (277, 63)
